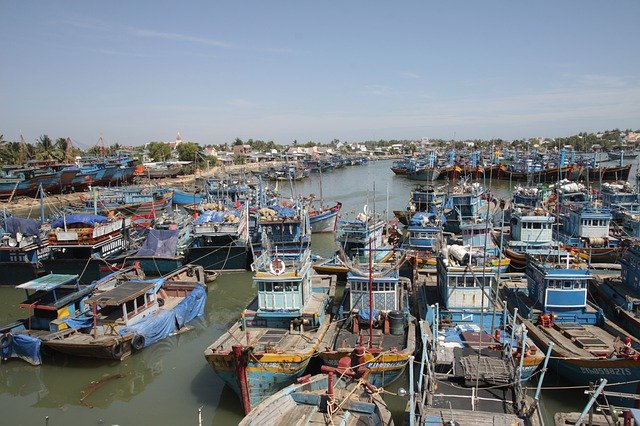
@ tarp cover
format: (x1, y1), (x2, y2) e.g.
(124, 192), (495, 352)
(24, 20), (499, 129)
(61, 315), (94, 329)
(3, 217), (41, 243)
(118, 284), (206, 348)
(135, 229), (179, 258)
(194, 210), (239, 225)
(51, 214), (107, 229)
(270, 205), (296, 218)
(358, 308), (380, 321)
(1, 333), (42, 365)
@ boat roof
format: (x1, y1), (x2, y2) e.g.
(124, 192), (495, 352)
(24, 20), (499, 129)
(16, 274), (79, 291)
(85, 281), (155, 306)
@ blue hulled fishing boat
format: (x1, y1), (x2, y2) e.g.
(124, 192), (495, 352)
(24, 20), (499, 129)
(421, 246), (544, 380)
(505, 257), (640, 408)
(42, 213), (131, 283)
(42, 265), (206, 361)
(319, 262), (416, 387)
(204, 248), (336, 414)
(186, 206), (251, 271)
(308, 202), (342, 233)
(0, 215), (50, 285)
(589, 246), (640, 340)
(553, 207), (621, 264)
(252, 204), (310, 257)
(0, 274), (95, 365)
(129, 208), (193, 275)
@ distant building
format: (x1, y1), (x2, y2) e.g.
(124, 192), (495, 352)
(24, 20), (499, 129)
(232, 144), (251, 156)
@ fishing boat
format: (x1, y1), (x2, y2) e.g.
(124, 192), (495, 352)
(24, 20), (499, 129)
(553, 207), (621, 264)
(409, 315), (545, 425)
(505, 257), (640, 408)
(319, 261), (416, 387)
(0, 215), (50, 285)
(587, 164), (632, 182)
(186, 206), (251, 271)
(0, 274), (95, 365)
(313, 208), (393, 281)
(129, 208), (193, 275)
(455, 222), (511, 273)
(239, 367), (393, 426)
(0, 167), (58, 199)
(172, 188), (206, 207)
(607, 151), (638, 161)
(403, 212), (444, 270)
(42, 213), (131, 283)
(251, 204), (311, 257)
(497, 206), (563, 271)
(442, 181), (486, 234)
(393, 184), (446, 226)
(138, 162), (182, 179)
(423, 245), (545, 380)
(308, 202), (342, 233)
(589, 246), (640, 340)
(74, 187), (173, 217)
(42, 265), (207, 360)
(204, 248), (336, 414)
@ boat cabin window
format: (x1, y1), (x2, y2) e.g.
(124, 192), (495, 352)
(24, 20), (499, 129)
(547, 279), (587, 289)
(257, 280), (302, 310)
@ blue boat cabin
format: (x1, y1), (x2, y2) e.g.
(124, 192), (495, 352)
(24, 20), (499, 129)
(436, 255), (494, 315)
(555, 208), (617, 249)
(526, 260), (597, 324)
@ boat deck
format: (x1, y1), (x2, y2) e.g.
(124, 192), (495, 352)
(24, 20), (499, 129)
(331, 325), (407, 351)
(534, 321), (616, 357)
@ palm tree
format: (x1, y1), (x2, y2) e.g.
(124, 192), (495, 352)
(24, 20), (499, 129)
(36, 135), (62, 161)
(0, 141), (21, 165)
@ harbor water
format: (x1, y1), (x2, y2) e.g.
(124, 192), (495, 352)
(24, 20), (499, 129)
(1, 158), (637, 425)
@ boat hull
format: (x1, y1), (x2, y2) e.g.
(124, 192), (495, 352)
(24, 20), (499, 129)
(186, 245), (250, 271)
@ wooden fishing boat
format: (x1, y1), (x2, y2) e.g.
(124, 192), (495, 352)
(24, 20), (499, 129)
(129, 208), (193, 275)
(423, 248), (545, 380)
(589, 246), (640, 340)
(251, 204), (311, 257)
(204, 249), (336, 414)
(505, 257), (640, 408)
(186, 206), (251, 271)
(0, 274), (95, 365)
(0, 215), (50, 285)
(308, 202), (342, 233)
(42, 213), (131, 283)
(239, 367), (393, 426)
(319, 263), (416, 387)
(42, 265), (207, 360)
(553, 207), (623, 264)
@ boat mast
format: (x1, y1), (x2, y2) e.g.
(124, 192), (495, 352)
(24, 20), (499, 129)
(368, 236), (373, 350)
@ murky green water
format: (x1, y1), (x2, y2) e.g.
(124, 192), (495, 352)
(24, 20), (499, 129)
(1, 158), (637, 425)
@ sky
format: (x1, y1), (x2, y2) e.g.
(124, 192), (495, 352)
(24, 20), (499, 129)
(1, 1), (639, 148)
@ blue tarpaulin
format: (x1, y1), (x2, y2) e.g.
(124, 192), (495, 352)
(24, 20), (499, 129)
(135, 229), (179, 258)
(194, 210), (239, 225)
(118, 284), (206, 348)
(3, 217), (42, 242)
(62, 315), (94, 329)
(270, 205), (296, 217)
(358, 308), (380, 322)
(1, 333), (42, 365)
(51, 214), (107, 229)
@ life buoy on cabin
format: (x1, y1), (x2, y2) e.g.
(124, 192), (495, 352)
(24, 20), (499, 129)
(269, 258), (286, 275)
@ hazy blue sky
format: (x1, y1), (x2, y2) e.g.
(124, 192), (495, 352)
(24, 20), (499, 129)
(1, 1), (639, 148)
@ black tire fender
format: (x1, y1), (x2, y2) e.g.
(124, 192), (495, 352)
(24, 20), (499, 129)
(131, 334), (145, 351)
(111, 342), (124, 359)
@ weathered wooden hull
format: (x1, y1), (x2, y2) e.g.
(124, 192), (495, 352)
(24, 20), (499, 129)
(309, 203), (342, 233)
(589, 281), (640, 341)
(523, 319), (640, 408)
